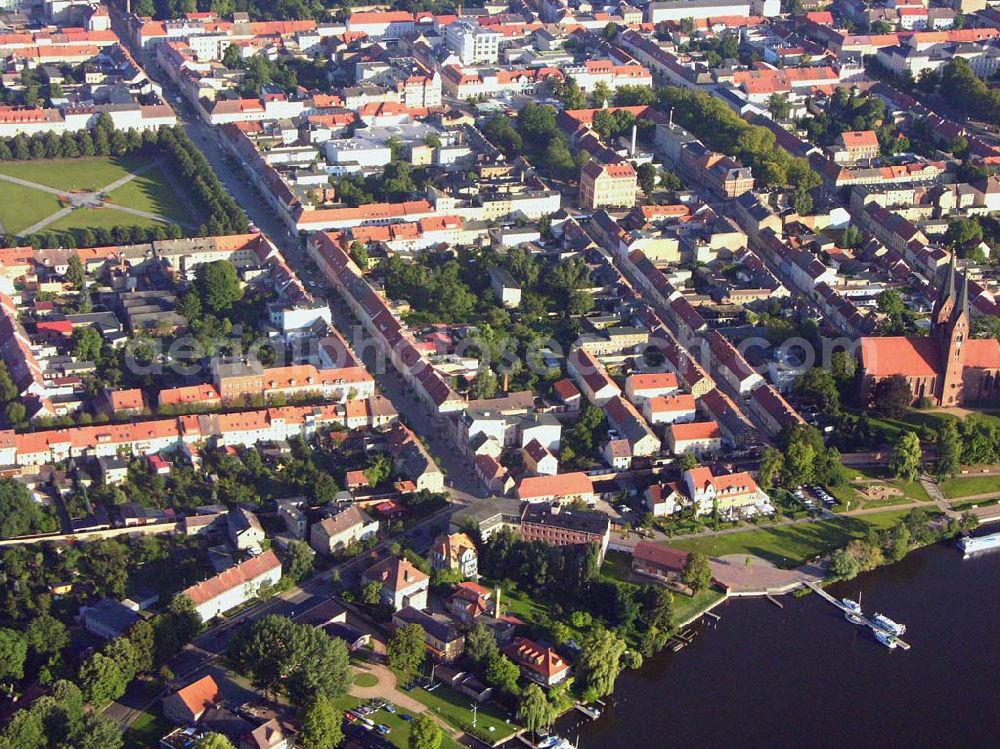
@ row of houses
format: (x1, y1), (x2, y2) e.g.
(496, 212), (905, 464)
(307, 231), (467, 416)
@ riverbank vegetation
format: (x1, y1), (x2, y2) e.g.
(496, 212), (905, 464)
(827, 508), (978, 581)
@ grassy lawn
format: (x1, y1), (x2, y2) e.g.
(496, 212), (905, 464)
(354, 671), (379, 688)
(669, 510), (912, 568)
(0, 156), (141, 191)
(335, 695), (464, 749)
(106, 163), (193, 224)
(47, 206), (164, 231)
(407, 683), (517, 741)
(939, 475), (1000, 499)
(600, 550), (635, 583)
(672, 587), (726, 626)
(123, 711), (172, 749)
(856, 408), (960, 442)
(0, 180), (62, 234)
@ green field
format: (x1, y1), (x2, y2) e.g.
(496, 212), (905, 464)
(0, 156), (193, 236)
(856, 408), (960, 442)
(106, 163), (193, 223)
(123, 712), (172, 749)
(939, 474), (1000, 499)
(336, 695), (465, 749)
(673, 588), (727, 626)
(353, 671), (379, 688)
(47, 206), (162, 232)
(0, 156), (142, 191)
(406, 682), (517, 742)
(0, 180), (63, 234)
(670, 510), (912, 568)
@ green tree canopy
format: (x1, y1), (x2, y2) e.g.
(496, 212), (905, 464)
(888, 431), (922, 482)
(0, 479), (57, 538)
(298, 695), (343, 749)
(408, 714), (443, 749)
(577, 627), (627, 700)
(227, 615), (349, 705)
(518, 683), (555, 736)
(195, 259), (244, 313)
(386, 622), (426, 678)
(681, 552), (713, 593)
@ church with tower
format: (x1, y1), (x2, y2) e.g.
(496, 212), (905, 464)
(859, 256), (1000, 407)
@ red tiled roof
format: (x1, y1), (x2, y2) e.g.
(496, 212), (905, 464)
(859, 336), (937, 378)
(183, 550), (280, 606)
(669, 421), (722, 441)
(172, 675), (220, 717)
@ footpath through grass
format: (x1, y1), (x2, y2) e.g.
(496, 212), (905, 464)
(669, 510), (912, 568)
(0, 156), (141, 191)
(0, 180), (62, 234)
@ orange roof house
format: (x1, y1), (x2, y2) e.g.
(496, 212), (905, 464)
(516, 472), (594, 502)
(162, 675), (221, 724)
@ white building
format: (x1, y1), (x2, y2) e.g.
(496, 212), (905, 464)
(183, 550), (283, 622)
(444, 21), (502, 65)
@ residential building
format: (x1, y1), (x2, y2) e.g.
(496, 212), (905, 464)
(644, 393), (697, 425)
(523, 439), (559, 476)
(310, 505), (379, 555)
(362, 556), (429, 611)
(666, 421), (723, 456)
(603, 396), (661, 457)
(631, 541), (698, 587)
(503, 637), (570, 687)
(81, 598), (141, 640)
(444, 20), (502, 65)
(580, 161), (638, 210)
(518, 503), (611, 560)
(683, 466), (770, 517)
(624, 372), (679, 404)
(567, 348), (621, 405)
(516, 472), (595, 504)
(227, 508), (265, 552)
(182, 550), (282, 622)
(163, 675), (221, 725)
(489, 267), (522, 308)
(392, 606), (465, 662)
(429, 532), (479, 578)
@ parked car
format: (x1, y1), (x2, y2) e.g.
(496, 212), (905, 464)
(376, 724), (391, 735)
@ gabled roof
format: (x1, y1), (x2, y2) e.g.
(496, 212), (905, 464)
(171, 675), (220, 717)
(363, 555), (428, 591)
(516, 472), (593, 499)
(183, 550), (281, 605)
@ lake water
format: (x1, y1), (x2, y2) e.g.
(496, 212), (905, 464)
(572, 540), (1000, 749)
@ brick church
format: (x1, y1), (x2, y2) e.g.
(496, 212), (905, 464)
(860, 256), (1000, 407)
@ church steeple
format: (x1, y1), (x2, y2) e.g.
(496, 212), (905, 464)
(955, 267), (970, 322)
(934, 254), (969, 407)
(933, 253), (957, 326)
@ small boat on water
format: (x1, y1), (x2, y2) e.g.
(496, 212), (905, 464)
(841, 598), (862, 614)
(872, 613), (906, 636)
(874, 629), (899, 649)
(577, 704), (602, 720)
(537, 736), (574, 749)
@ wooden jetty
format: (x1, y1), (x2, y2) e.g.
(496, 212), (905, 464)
(803, 581), (911, 650)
